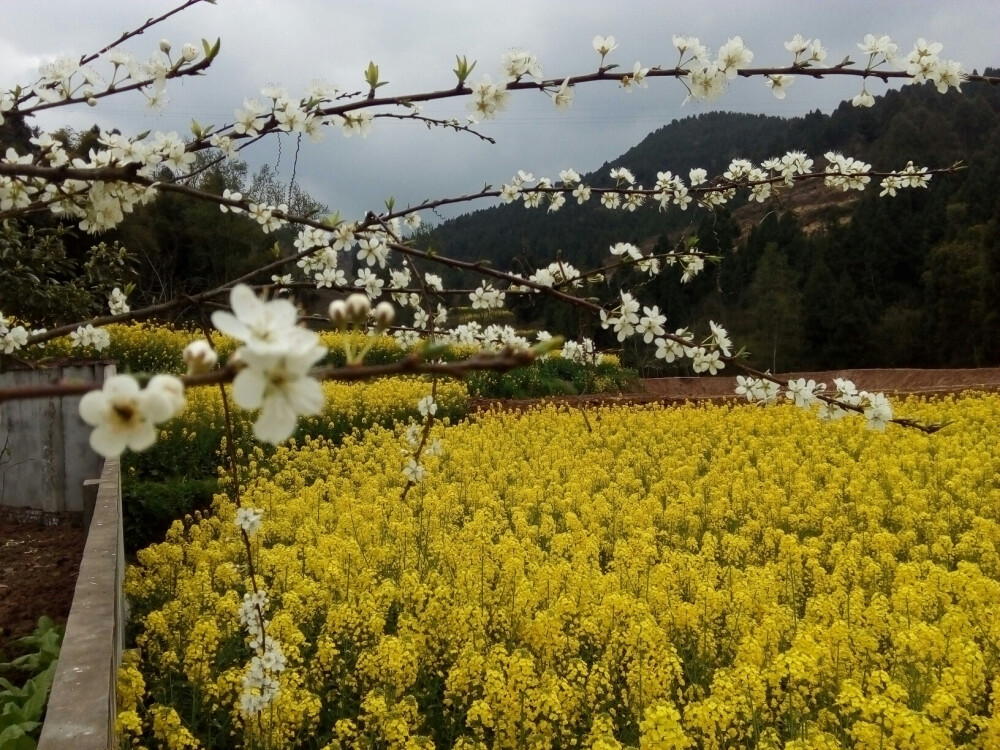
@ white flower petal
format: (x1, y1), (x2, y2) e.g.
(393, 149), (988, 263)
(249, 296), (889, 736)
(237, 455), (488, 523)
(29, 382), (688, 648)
(125, 422), (158, 452)
(210, 310), (249, 340)
(78, 390), (108, 426)
(284, 376), (324, 416)
(229, 284), (262, 323)
(254, 398), (297, 444)
(232, 368), (267, 409)
(89, 423), (128, 458)
(145, 374), (185, 421)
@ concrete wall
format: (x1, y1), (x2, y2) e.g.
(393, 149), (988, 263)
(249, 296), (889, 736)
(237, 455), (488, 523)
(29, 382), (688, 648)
(0, 363), (110, 516)
(37, 456), (124, 750)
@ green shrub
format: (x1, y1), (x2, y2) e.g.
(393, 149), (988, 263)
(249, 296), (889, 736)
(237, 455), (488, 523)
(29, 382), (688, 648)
(467, 356), (637, 398)
(0, 617), (62, 750)
(122, 478), (218, 554)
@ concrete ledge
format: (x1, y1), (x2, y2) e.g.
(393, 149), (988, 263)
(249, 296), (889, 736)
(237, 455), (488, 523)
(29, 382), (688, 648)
(38, 456), (123, 750)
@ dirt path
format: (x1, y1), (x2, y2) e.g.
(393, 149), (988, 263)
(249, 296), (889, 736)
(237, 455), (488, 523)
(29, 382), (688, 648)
(471, 368), (1000, 411)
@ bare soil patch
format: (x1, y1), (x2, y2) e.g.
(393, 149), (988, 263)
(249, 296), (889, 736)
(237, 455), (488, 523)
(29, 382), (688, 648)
(0, 513), (86, 650)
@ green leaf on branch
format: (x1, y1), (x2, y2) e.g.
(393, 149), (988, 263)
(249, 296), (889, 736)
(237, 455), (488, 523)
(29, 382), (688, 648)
(453, 55), (476, 86)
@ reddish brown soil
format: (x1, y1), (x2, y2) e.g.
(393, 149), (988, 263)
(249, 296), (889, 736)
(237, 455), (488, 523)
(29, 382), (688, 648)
(0, 514), (86, 650)
(472, 368), (1000, 410)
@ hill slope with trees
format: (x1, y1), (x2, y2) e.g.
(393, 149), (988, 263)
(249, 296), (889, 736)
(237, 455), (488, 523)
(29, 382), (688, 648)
(425, 72), (1000, 372)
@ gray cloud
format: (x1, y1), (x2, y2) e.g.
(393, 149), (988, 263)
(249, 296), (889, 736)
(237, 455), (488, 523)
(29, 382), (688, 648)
(4, 1), (998, 221)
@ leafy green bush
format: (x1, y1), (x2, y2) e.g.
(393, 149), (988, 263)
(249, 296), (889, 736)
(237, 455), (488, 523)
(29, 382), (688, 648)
(0, 617), (62, 750)
(122, 478), (219, 554)
(467, 356), (637, 398)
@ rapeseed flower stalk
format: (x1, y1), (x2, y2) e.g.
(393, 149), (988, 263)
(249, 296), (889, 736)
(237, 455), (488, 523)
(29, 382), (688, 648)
(124, 394), (1000, 748)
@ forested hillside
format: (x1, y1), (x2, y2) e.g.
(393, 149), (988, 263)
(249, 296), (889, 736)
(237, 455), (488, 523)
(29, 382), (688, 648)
(426, 72), (1000, 372)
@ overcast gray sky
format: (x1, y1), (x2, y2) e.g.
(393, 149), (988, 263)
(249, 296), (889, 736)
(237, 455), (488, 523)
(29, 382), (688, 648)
(3, 1), (998, 222)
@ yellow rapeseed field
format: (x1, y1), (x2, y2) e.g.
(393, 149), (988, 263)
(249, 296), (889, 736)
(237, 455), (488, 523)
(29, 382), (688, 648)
(124, 395), (1000, 749)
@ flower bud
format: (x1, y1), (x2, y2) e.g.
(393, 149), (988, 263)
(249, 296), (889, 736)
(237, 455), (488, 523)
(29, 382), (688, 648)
(144, 374), (186, 421)
(182, 339), (218, 374)
(328, 299), (349, 329)
(181, 43), (198, 62)
(87, 97), (97, 107)
(345, 292), (371, 323)
(159, 39), (172, 54)
(225, 348), (246, 372)
(372, 301), (395, 330)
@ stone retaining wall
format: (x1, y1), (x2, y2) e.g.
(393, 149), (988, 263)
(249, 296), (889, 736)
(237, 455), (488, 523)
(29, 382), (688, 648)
(37, 456), (123, 750)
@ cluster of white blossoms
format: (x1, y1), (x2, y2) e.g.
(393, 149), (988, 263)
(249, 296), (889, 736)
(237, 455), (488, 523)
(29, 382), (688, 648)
(236, 589), (286, 715)
(108, 287), (130, 315)
(0, 313), (30, 354)
(469, 284), (506, 310)
(69, 323), (111, 352)
(736, 375), (893, 431)
(210, 285), (327, 444)
(490, 150), (926, 234)
(15, 39), (204, 113)
(670, 34), (755, 103)
(852, 35), (965, 107)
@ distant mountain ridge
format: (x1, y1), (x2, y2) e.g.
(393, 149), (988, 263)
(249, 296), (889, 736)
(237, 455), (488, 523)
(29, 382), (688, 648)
(424, 70), (1000, 370)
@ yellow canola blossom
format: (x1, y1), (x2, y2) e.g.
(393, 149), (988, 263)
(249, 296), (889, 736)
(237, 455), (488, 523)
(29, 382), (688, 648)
(125, 394), (1000, 749)
(39, 322), (406, 374)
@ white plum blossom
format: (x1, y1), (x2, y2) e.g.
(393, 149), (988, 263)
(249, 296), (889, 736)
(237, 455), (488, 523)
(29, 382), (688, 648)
(211, 284), (313, 355)
(337, 110), (373, 137)
(470, 284), (505, 309)
(354, 268), (385, 299)
(600, 192), (621, 209)
(78, 374), (185, 457)
(183, 339), (218, 374)
(501, 49), (542, 82)
(316, 267), (347, 289)
(708, 321), (733, 357)
(692, 347), (723, 374)
(824, 152), (871, 191)
(235, 507), (264, 536)
(108, 287), (129, 315)
(417, 395), (437, 418)
(572, 184), (592, 203)
(468, 75), (510, 120)
(621, 62), (649, 92)
(673, 35), (708, 61)
(402, 458), (426, 483)
(716, 36), (754, 79)
(1, 322), (29, 354)
(735, 375), (768, 402)
(592, 36), (618, 59)
(684, 64), (726, 102)
(232, 344), (327, 444)
(609, 166), (635, 185)
(786, 378), (824, 409)
(356, 235), (389, 268)
(637, 306), (666, 343)
(680, 256), (705, 283)
(766, 74), (795, 99)
(70, 324), (111, 352)
(784, 34), (811, 57)
(552, 77), (574, 110)
(862, 391), (893, 431)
